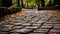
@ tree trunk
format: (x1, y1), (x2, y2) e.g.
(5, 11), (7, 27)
(26, 3), (28, 8)
(17, 0), (20, 7)
(1, 0), (12, 7)
(21, 0), (24, 8)
(38, 3), (40, 10)
(37, 0), (40, 10)
(41, 0), (45, 7)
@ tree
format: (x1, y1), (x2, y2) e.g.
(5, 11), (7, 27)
(17, 0), (20, 7)
(25, 0), (34, 8)
(47, 0), (53, 6)
(35, 0), (40, 10)
(1, 0), (12, 7)
(41, 0), (45, 7)
(21, 0), (24, 8)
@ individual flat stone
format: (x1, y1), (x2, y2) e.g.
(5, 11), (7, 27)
(16, 20), (21, 22)
(31, 17), (39, 22)
(50, 29), (60, 33)
(15, 16), (26, 20)
(25, 26), (39, 29)
(10, 28), (33, 33)
(0, 32), (8, 34)
(40, 18), (49, 21)
(23, 18), (32, 21)
(49, 32), (58, 34)
(41, 25), (53, 29)
(13, 26), (24, 29)
(13, 22), (23, 25)
(29, 33), (45, 34)
(46, 21), (60, 24)
(0, 25), (13, 31)
(33, 28), (49, 33)
(21, 23), (31, 26)
(3, 25), (14, 28)
(21, 21), (28, 23)
(36, 20), (46, 24)
(10, 33), (20, 34)
(0, 27), (13, 31)
(32, 23), (41, 26)
(54, 24), (60, 29)
(43, 23), (53, 26)
(22, 16), (32, 21)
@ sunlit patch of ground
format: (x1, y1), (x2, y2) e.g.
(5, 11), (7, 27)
(11, 9), (25, 17)
(47, 10), (60, 13)
(3, 9), (25, 20)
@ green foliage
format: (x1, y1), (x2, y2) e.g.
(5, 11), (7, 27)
(12, 0), (53, 8)
(12, 0), (17, 6)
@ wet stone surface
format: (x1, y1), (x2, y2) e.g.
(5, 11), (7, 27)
(0, 10), (60, 34)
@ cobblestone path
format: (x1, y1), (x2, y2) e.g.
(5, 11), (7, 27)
(0, 10), (60, 34)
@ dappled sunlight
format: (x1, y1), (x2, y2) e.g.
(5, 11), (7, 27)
(11, 9), (25, 17)
(47, 10), (59, 14)
(3, 9), (26, 21)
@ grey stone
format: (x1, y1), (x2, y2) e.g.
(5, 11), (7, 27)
(41, 25), (52, 29)
(29, 33), (45, 34)
(25, 26), (39, 29)
(21, 23), (31, 26)
(10, 33), (20, 34)
(33, 28), (49, 33)
(10, 28), (33, 33)
(0, 32), (8, 34)
(13, 26), (24, 29)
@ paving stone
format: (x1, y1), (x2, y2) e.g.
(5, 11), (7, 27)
(31, 17), (39, 22)
(7, 21), (14, 24)
(33, 28), (49, 33)
(10, 33), (20, 34)
(49, 18), (60, 22)
(35, 20), (46, 24)
(43, 23), (53, 26)
(13, 26), (24, 29)
(22, 16), (33, 21)
(15, 16), (26, 20)
(25, 26), (39, 29)
(54, 24), (60, 29)
(0, 32), (8, 34)
(13, 22), (23, 25)
(22, 18), (32, 21)
(20, 20), (28, 23)
(0, 21), (6, 24)
(3, 25), (14, 28)
(32, 23), (41, 26)
(16, 20), (21, 22)
(0, 24), (5, 29)
(46, 21), (60, 24)
(10, 28), (33, 33)
(0, 25), (14, 32)
(0, 27), (13, 31)
(29, 33), (45, 34)
(50, 29), (60, 33)
(41, 25), (53, 29)
(49, 32), (59, 34)
(21, 23), (31, 26)
(30, 17), (38, 22)
(40, 18), (49, 21)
